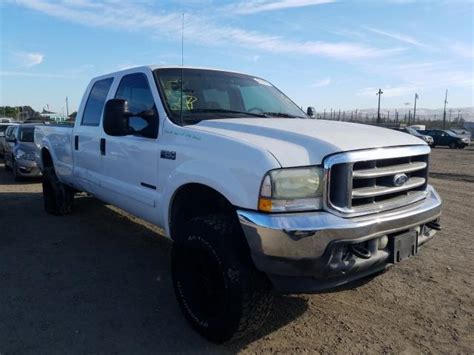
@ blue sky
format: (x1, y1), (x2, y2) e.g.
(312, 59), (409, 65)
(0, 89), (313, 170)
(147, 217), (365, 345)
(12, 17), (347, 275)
(1, 0), (473, 114)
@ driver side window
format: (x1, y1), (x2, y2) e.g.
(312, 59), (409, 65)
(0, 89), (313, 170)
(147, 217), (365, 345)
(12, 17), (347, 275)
(115, 73), (158, 139)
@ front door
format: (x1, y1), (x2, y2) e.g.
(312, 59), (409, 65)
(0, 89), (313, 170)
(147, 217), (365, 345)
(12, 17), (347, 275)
(99, 71), (160, 223)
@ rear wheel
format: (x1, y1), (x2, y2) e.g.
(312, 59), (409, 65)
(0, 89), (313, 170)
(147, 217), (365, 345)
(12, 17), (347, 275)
(171, 215), (273, 343)
(42, 167), (74, 215)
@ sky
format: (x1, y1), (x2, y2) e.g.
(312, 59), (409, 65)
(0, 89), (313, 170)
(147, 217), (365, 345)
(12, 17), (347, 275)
(0, 0), (473, 115)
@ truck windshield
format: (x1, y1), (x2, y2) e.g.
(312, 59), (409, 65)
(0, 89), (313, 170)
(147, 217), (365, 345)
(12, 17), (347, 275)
(154, 68), (306, 125)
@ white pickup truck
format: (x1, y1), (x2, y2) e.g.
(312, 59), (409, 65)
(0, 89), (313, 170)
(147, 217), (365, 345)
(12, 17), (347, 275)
(35, 66), (442, 343)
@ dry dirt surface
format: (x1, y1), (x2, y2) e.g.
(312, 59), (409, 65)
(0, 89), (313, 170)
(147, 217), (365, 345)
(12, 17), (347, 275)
(0, 146), (473, 354)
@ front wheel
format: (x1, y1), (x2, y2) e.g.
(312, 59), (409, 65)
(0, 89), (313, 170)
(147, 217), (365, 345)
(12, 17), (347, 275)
(42, 167), (74, 215)
(449, 142), (457, 149)
(171, 215), (273, 343)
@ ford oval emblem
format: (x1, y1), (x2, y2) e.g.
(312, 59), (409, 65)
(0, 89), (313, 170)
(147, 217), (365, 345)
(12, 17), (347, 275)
(393, 173), (409, 187)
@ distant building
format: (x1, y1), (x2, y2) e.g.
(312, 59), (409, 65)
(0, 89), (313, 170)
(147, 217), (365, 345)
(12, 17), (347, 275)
(40, 108), (67, 123)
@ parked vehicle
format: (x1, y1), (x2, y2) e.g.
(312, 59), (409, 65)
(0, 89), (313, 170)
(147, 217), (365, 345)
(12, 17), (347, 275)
(35, 66), (442, 343)
(448, 128), (471, 145)
(4, 123), (42, 180)
(0, 122), (19, 158)
(420, 129), (469, 149)
(394, 126), (433, 146)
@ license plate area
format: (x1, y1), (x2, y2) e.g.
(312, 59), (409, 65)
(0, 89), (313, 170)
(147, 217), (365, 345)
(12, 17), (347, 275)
(390, 231), (418, 263)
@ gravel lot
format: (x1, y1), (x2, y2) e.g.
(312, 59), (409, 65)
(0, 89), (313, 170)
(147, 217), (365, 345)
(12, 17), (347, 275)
(0, 146), (473, 354)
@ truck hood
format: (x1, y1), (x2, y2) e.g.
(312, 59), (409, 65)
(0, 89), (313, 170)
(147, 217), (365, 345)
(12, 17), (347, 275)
(191, 118), (426, 167)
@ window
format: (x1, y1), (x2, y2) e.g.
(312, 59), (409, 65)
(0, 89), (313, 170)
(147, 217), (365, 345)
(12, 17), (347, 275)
(155, 68), (305, 125)
(115, 73), (158, 138)
(82, 78), (113, 126)
(19, 127), (35, 142)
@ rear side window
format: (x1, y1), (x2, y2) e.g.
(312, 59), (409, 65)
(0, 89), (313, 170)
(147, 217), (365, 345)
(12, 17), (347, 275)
(82, 78), (113, 126)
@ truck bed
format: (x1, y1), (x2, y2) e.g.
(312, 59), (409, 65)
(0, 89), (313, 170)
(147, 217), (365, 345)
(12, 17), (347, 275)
(35, 124), (74, 182)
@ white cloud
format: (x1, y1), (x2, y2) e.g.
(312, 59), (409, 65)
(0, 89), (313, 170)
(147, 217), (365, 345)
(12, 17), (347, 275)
(311, 78), (331, 87)
(14, 0), (400, 61)
(358, 60), (473, 98)
(15, 52), (44, 68)
(229, 0), (336, 14)
(365, 26), (427, 47)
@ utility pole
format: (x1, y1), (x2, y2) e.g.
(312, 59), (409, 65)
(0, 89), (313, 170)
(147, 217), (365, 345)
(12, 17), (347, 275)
(376, 89), (383, 124)
(388, 110), (390, 120)
(442, 89), (448, 129)
(65, 96), (69, 116)
(449, 109), (452, 123)
(404, 102), (410, 124)
(338, 109), (341, 121)
(413, 93), (418, 124)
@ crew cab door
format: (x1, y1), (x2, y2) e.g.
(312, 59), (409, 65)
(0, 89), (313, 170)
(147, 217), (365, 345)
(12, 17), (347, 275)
(73, 77), (114, 194)
(99, 71), (160, 223)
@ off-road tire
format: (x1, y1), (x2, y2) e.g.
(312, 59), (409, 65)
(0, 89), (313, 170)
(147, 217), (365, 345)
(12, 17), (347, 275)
(171, 215), (273, 343)
(42, 167), (74, 215)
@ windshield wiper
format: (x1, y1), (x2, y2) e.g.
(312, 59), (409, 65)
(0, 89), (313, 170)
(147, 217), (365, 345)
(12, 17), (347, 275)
(188, 108), (268, 118)
(263, 112), (304, 118)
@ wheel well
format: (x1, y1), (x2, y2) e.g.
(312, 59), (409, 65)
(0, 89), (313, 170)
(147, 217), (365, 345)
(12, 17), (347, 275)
(169, 183), (238, 241)
(41, 148), (53, 169)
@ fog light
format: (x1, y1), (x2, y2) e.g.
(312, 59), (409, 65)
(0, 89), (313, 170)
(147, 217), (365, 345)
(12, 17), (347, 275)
(378, 235), (388, 250)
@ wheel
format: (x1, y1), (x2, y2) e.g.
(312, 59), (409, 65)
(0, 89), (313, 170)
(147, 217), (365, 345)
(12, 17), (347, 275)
(449, 142), (456, 149)
(12, 160), (23, 182)
(171, 215), (273, 343)
(4, 160), (11, 171)
(42, 167), (74, 215)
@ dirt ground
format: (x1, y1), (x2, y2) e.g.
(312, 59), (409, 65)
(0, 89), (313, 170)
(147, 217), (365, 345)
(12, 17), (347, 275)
(0, 146), (473, 354)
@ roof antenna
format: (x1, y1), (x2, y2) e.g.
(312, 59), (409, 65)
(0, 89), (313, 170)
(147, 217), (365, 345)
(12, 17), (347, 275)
(180, 13), (185, 126)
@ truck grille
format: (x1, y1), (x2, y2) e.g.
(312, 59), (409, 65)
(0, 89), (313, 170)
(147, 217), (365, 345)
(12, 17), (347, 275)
(325, 146), (430, 216)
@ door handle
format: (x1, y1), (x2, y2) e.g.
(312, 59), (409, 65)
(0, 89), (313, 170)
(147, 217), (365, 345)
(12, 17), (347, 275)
(100, 138), (106, 156)
(74, 135), (79, 150)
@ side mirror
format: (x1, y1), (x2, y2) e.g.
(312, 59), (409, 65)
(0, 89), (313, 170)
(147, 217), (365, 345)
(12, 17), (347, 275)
(103, 99), (132, 136)
(307, 107), (316, 118)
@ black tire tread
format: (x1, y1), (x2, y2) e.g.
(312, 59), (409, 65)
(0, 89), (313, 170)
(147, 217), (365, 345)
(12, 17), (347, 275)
(42, 167), (74, 216)
(172, 215), (273, 343)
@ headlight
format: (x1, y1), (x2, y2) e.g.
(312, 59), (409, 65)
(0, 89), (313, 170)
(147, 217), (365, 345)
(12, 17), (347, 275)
(16, 150), (35, 161)
(258, 166), (324, 212)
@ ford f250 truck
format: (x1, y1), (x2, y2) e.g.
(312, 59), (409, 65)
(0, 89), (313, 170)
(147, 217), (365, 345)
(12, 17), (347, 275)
(35, 66), (442, 343)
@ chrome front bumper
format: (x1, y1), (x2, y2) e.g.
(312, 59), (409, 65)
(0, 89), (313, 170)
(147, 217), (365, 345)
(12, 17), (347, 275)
(237, 185), (442, 293)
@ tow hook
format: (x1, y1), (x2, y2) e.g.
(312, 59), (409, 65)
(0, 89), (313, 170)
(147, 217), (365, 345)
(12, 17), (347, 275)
(350, 244), (372, 259)
(426, 221), (442, 231)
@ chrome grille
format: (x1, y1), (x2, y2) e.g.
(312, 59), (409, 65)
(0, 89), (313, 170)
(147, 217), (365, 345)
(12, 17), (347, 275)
(324, 146), (430, 217)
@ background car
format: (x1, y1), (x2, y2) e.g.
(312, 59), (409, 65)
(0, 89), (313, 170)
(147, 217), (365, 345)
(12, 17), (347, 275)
(395, 126), (434, 146)
(4, 123), (42, 181)
(420, 129), (468, 149)
(0, 122), (19, 158)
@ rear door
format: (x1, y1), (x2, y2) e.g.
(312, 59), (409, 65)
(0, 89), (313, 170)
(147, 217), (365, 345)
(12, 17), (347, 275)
(73, 77), (114, 194)
(99, 71), (160, 222)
